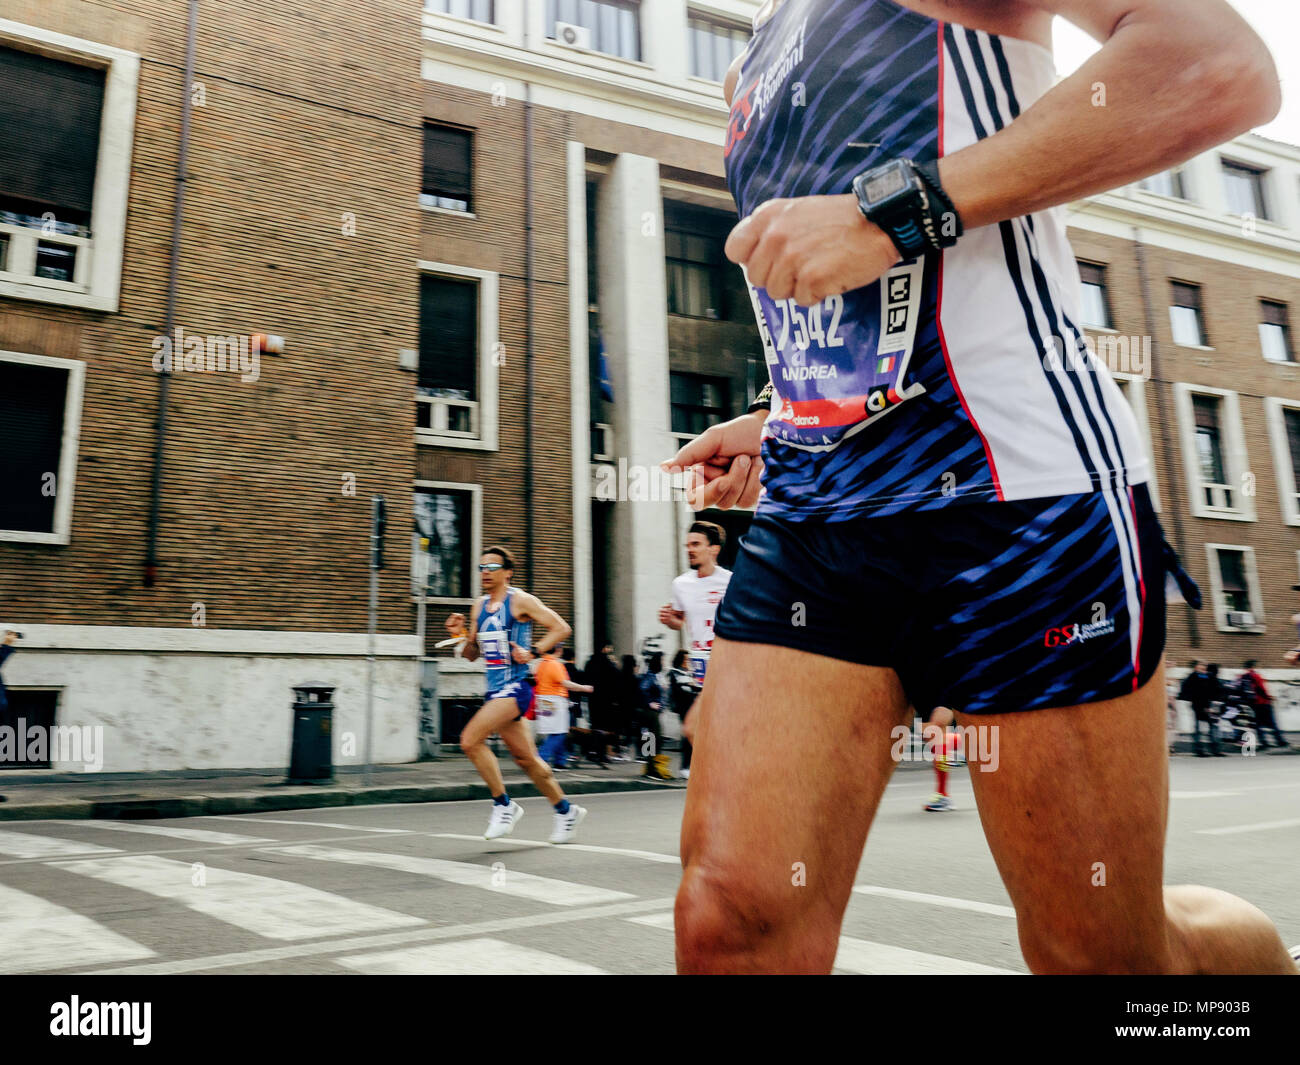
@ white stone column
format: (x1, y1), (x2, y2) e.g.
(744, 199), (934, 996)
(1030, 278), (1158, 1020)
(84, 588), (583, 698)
(566, 140), (594, 663)
(642, 0), (689, 83)
(596, 153), (676, 655)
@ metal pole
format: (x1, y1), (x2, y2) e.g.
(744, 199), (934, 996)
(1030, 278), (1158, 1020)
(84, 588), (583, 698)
(144, 0), (200, 586)
(364, 564), (377, 784)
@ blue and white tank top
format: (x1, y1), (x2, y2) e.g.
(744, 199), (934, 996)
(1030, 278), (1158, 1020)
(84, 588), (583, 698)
(477, 588), (533, 692)
(724, 0), (1149, 519)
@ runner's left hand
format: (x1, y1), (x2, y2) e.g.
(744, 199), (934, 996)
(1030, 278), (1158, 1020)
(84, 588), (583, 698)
(511, 643), (533, 664)
(726, 194), (902, 307)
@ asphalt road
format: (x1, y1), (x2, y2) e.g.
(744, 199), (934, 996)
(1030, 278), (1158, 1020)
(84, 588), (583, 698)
(1, 755), (1296, 975)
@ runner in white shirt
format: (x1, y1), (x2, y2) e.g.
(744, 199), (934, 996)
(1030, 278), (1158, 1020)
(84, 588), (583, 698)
(659, 521), (732, 778)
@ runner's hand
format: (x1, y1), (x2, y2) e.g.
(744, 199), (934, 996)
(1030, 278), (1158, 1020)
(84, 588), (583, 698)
(658, 604), (684, 627)
(726, 194), (901, 307)
(661, 413), (765, 511)
(510, 643), (533, 664)
(444, 613), (467, 636)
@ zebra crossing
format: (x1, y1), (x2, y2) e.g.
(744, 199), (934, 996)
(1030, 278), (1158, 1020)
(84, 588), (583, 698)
(0, 810), (1029, 975)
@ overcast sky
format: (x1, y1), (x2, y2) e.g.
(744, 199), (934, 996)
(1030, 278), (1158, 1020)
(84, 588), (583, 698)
(1052, 0), (1299, 145)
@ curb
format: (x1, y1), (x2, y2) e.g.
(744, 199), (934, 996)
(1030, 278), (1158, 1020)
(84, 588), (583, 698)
(0, 775), (687, 822)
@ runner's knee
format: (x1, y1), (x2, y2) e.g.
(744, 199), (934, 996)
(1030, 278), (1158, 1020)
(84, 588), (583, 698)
(1017, 919), (1174, 975)
(675, 862), (834, 972)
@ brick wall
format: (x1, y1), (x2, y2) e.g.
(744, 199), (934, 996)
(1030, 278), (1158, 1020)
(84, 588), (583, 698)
(0, 0), (424, 634)
(1070, 226), (1300, 665)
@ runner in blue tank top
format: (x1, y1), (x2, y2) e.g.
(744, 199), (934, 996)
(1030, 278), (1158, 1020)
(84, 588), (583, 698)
(444, 545), (587, 843)
(663, 0), (1296, 975)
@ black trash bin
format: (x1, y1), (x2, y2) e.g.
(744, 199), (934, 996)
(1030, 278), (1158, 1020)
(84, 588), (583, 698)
(288, 682), (335, 784)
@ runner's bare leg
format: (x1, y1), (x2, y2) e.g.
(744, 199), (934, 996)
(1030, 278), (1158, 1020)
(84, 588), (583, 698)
(961, 665), (1298, 975)
(676, 638), (910, 973)
(460, 698), (527, 797)
(499, 718), (566, 806)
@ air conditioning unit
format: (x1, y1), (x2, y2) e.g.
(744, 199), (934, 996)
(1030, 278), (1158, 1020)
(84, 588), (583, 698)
(1226, 611), (1256, 628)
(591, 422), (614, 462)
(554, 21), (591, 50)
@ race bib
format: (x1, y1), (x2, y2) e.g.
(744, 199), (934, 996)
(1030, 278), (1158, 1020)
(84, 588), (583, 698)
(749, 260), (928, 451)
(689, 650), (710, 684)
(478, 628), (509, 667)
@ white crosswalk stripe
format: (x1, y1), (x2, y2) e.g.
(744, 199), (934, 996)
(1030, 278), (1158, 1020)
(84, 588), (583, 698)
(833, 937), (1020, 975)
(0, 828), (120, 859)
(0, 881), (154, 973)
(52, 855), (425, 941)
(264, 844), (636, 906)
(60, 821), (275, 845)
(337, 938), (607, 975)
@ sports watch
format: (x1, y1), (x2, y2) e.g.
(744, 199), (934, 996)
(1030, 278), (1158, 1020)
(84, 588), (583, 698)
(747, 381), (774, 416)
(851, 158), (963, 260)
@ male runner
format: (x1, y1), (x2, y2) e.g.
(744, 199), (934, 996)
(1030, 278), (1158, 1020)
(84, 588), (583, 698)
(922, 707), (962, 812)
(665, 0), (1296, 973)
(444, 547), (587, 844)
(658, 522), (731, 779)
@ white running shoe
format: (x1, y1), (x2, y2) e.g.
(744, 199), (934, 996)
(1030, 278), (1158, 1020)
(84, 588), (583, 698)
(484, 801), (523, 840)
(549, 804), (587, 844)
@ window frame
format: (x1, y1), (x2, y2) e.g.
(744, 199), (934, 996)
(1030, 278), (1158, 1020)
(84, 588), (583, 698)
(1259, 300), (1293, 364)
(411, 480), (483, 606)
(420, 121), (475, 217)
(1203, 543), (1266, 634)
(546, 0), (643, 62)
(1138, 168), (1187, 201)
(0, 20), (139, 313)
(1168, 280), (1209, 349)
(1076, 260), (1112, 330)
(1220, 157), (1269, 220)
(0, 349), (86, 545)
(416, 260), (500, 451)
(1110, 371), (1161, 512)
(1263, 396), (1300, 527)
(686, 9), (751, 83)
(1174, 383), (1253, 523)
(670, 371), (731, 444)
(423, 0), (496, 26)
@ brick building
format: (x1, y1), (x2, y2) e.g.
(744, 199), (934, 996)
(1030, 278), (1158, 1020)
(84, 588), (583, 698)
(0, 0), (427, 769)
(4, 0), (1299, 769)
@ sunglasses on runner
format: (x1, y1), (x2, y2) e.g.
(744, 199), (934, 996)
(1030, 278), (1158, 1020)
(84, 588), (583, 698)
(478, 563), (505, 572)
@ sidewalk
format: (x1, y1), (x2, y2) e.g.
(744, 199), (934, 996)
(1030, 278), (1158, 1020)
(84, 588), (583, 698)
(0, 752), (687, 823)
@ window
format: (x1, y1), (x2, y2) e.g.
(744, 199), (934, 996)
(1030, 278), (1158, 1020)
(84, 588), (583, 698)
(688, 12), (749, 81)
(1176, 384), (1251, 521)
(1111, 374), (1161, 511)
(671, 373), (730, 437)
(546, 0), (641, 60)
(1260, 300), (1293, 363)
(1205, 545), (1264, 632)
(417, 262), (499, 449)
(666, 228), (724, 318)
(1077, 262), (1111, 329)
(1263, 398), (1300, 525)
(1221, 160), (1268, 219)
(1140, 169), (1186, 200)
(425, 0), (495, 23)
(0, 351), (86, 544)
(0, 30), (138, 312)
(422, 124), (472, 213)
(1169, 282), (1207, 347)
(1192, 395), (1231, 509)
(412, 484), (480, 600)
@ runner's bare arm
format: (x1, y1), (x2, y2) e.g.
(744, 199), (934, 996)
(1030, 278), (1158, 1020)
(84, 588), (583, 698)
(942, 0), (1280, 230)
(513, 592), (573, 656)
(725, 0), (1278, 307)
(445, 597), (484, 661)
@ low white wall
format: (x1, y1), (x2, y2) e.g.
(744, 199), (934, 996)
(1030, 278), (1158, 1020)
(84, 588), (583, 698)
(1167, 667), (1300, 734)
(0, 625), (422, 772)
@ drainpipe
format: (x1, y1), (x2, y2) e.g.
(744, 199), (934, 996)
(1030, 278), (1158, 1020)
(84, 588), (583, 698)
(1133, 226), (1200, 647)
(144, 0), (199, 587)
(521, 15), (537, 590)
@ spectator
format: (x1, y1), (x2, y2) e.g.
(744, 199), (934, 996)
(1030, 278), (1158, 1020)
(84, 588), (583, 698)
(0, 630), (16, 716)
(639, 651), (671, 779)
(533, 645), (593, 769)
(1241, 659), (1288, 751)
(617, 654), (643, 761)
(668, 649), (699, 778)
(1179, 660), (1222, 758)
(583, 642), (621, 764)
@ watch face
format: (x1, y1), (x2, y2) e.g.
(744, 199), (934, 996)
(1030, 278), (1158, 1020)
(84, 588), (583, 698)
(864, 166), (908, 204)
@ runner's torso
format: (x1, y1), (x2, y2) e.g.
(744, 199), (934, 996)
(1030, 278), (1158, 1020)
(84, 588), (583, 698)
(477, 589), (533, 692)
(726, 0), (1149, 519)
(672, 568), (732, 679)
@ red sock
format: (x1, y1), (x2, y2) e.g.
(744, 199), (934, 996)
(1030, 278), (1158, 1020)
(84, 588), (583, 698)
(934, 766), (948, 797)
